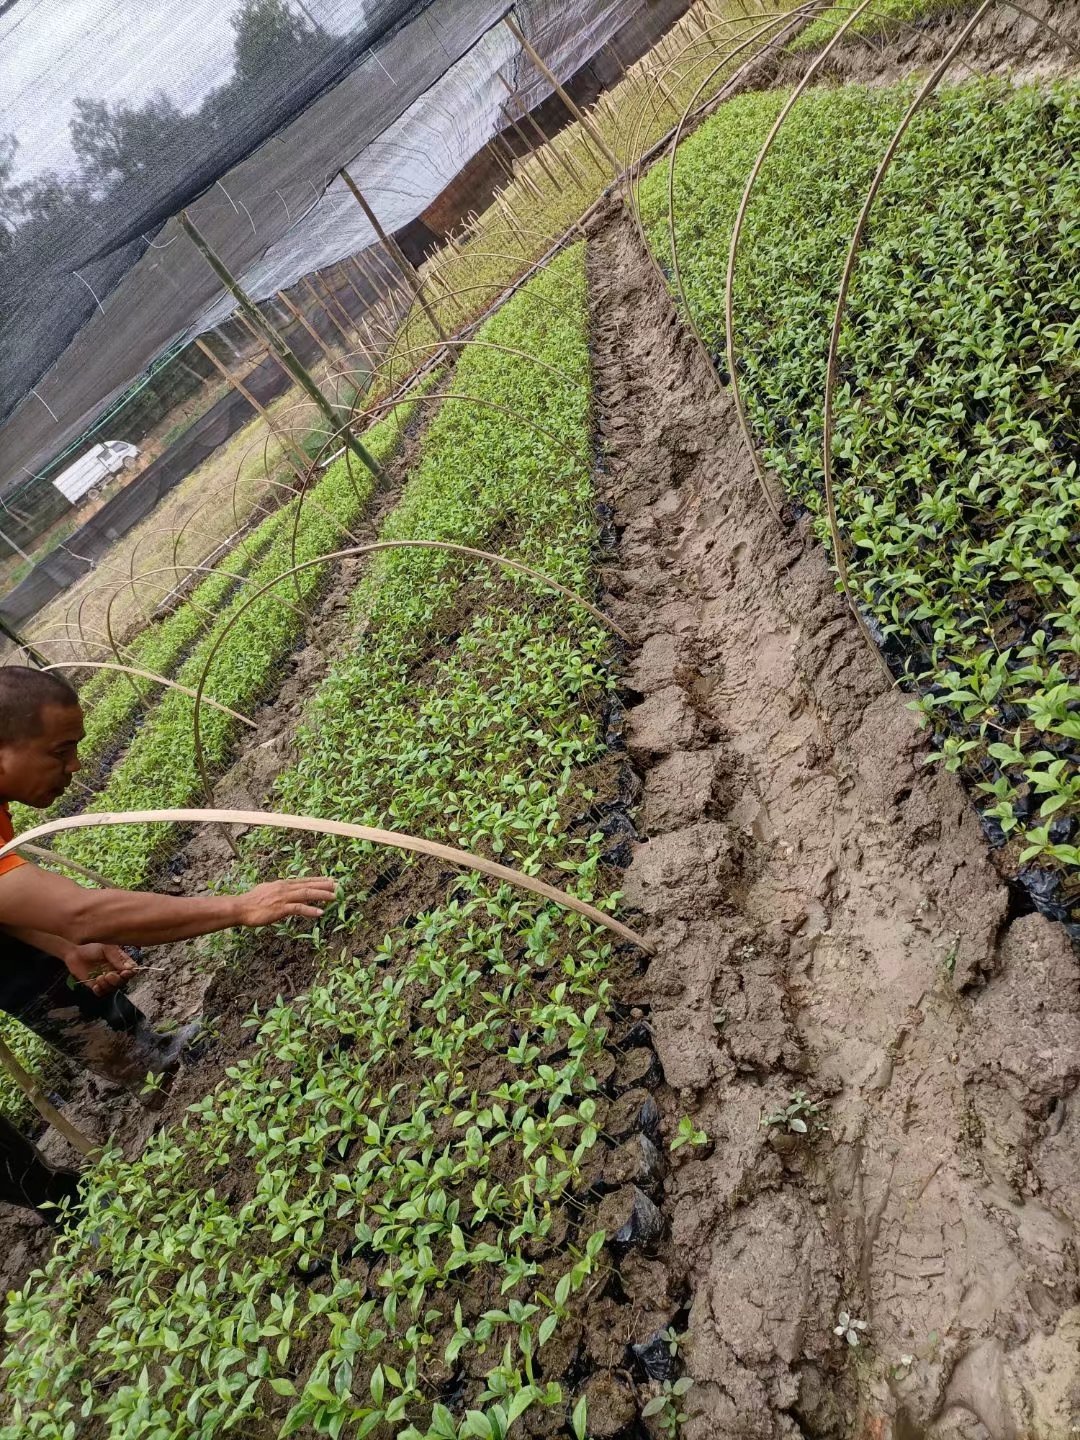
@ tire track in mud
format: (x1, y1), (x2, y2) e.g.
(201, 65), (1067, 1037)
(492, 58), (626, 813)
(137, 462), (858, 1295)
(587, 212), (1080, 1440)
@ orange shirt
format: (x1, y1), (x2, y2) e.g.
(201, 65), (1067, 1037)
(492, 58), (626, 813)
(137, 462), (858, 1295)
(0, 804), (27, 877)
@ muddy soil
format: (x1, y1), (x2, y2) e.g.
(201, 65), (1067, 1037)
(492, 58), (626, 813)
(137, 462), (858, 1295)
(587, 213), (1080, 1438)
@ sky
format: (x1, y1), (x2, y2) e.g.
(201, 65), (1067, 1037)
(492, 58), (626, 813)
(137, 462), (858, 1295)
(0, 0), (346, 183)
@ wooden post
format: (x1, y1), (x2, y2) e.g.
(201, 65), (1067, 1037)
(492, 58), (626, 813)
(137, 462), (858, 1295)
(236, 312), (310, 408)
(195, 337), (308, 481)
(354, 249), (392, 297)
(338, 169), (448, 341)
(0, 525), (32, 566)
(276, 289), (337, 365)
(315, 270), (363, 343)
(503, 14), (619, 172)
(499, 102), (563, 193)
(486, 139), (515, 185)
(180, 211), (381, 478)
(301, 276), (352, 348)
(0, 1036), (97, 1157)
(0, 614), (47, 667)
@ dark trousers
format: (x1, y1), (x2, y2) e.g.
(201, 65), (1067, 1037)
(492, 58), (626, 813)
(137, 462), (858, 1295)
(0, 1114), (81, 1215)
(0, 939), (149, 1215)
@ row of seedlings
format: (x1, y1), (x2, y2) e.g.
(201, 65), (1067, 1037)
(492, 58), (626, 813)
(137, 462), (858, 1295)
(638, 75), (1080, 932)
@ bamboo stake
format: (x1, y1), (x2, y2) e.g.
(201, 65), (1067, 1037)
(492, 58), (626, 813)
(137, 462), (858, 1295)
(194, 338), (308, 482)
(503, 14), (619, 171)
(339, 169), (448, 341)
(302, 277), (352, 348)
(500, 103), (564, 193)
(497, 71), (582, 189)
(276, 289), (337, 365)
(315, 271), (362, 343)
(179, 211), (380, 479)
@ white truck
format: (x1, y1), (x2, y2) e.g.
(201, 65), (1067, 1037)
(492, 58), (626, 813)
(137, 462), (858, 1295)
(50, 440), (139, 505)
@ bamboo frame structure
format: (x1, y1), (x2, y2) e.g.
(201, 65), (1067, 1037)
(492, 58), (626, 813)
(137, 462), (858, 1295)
(179, 210), (382, 479)
(0, 809), (655, 956)
(723, 0), (876, 525)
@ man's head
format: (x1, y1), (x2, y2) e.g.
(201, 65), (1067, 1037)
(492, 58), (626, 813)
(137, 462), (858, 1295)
(0, 668), (83, 808)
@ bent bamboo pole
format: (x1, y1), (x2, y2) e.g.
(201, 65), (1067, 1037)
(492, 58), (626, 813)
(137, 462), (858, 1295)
(0, 809), (654, 956)
(821, 0), (994, 679)
(42, 661), (258, 728)
(723, 0), (877, 523)
(660, 7), (821, 462)
(18, 844), (116, 888)
(325, 390), (581, 471)
(345, 337), (586, 400)
(0, 1035), (98, 1158)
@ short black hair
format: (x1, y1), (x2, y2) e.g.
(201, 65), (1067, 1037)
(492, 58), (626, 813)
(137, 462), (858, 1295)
(0, 668), (80, 743)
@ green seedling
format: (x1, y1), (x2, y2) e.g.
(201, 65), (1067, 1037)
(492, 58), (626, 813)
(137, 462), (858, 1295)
(670, 1116), (709, 1151)
(761, 1091), (824, 1135)
(641, 1378), (693, 1438)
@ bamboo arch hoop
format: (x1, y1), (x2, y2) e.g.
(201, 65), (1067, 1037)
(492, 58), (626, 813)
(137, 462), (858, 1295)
(333, 338), (586, 409)
(0, 802), (651, 1151)
(42, 661), (257, 728)
(102, 562), (312, 684)
(192, 537), (630, 805)
(722, 0), (879, 528)
(820, 0), (1080, 672)
(18, 844), (116, 889)
(291, 394), (585, 577)
(361, 279), (581, 390)
(623, 5), (805, 183)
(622, 4), (817, 404)
(659, 7), (826, 524)
(0, 809), (654, 957)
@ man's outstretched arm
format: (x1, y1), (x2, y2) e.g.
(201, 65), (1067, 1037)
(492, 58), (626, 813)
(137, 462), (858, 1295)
(0, 862), (336, 949)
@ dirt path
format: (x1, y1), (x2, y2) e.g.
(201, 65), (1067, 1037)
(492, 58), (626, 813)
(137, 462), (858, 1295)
(587, 213), (1080, 1439)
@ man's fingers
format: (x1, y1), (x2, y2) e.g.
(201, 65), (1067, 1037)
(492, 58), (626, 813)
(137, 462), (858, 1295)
(286, 903), (326, 919)
(104, 946), (139, 976)
(281, 878), (337, 896)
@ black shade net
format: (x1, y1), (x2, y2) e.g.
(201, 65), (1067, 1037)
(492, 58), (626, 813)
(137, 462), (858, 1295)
(0, 0), (677, 495)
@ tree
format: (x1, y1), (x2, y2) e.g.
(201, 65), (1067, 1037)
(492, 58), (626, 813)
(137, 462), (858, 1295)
(229, 0), (327, 94)
(70, 94), (191, 196)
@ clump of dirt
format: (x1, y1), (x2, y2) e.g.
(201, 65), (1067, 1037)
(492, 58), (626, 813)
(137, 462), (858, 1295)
(587, 213), (1080, 1439)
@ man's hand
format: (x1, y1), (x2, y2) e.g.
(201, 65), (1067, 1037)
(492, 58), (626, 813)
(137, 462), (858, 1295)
(64, 942), (140, 997)
(233, 878), (337, 928)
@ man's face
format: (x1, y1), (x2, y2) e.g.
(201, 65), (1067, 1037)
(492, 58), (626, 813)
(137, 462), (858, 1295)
(0, 702), (85, 808)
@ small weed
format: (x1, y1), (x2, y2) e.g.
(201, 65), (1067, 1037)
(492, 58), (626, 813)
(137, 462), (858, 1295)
(642, 1378), (693, 1438)
(670, 1116), (708, 1152)
(760, 1090), (824, 1136)
(834, 1310), (869, 1348)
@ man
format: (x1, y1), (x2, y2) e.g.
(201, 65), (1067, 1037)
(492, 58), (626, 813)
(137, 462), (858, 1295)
(0, 667), (334, 1221)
